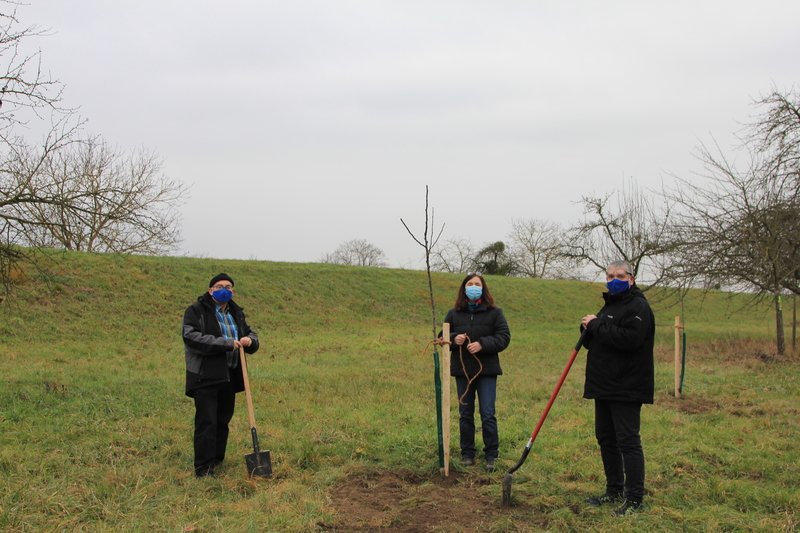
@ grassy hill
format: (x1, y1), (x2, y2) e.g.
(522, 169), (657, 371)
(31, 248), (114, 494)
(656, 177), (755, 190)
(0, 250), (796, 531)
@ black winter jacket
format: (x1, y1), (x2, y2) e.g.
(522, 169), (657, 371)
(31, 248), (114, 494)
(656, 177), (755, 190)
(581, 285), (655, 404)
(182, 293), (259, 397)
(443, 304), (511, 377)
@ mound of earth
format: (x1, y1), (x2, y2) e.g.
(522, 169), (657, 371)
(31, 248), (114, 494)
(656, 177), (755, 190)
(321, 469), (541, 532)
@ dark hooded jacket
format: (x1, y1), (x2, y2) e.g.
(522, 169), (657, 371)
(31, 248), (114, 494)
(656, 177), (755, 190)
(443, 304), (511, 377)
(581, 285), (655, 404)
(182, 293), (259, 397)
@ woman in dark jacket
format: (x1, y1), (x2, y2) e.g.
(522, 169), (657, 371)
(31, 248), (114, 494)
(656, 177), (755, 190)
(442, 273), (510, 472)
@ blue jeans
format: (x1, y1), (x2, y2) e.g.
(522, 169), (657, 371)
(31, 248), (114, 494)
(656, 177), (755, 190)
(455, 375), (498, 460)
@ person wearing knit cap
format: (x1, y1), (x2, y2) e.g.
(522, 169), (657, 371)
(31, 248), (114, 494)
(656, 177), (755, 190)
(182, 272), (260, 477)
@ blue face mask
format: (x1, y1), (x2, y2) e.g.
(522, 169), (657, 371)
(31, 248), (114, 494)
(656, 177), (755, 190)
(211, 288), (233, 303)
(606, 278), (630, 295)
(465, 285), (483, 301)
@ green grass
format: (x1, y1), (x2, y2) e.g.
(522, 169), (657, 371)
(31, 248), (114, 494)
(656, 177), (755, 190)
(0, 250), (797, 531)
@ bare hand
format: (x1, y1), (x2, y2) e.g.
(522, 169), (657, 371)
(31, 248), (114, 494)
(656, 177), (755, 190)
(233, 339), (242, 350)
(581, 314), (597, 328)
(466, 341), (482, 354)
(239, 336), (252, 347)
(455, 334), (467, 346)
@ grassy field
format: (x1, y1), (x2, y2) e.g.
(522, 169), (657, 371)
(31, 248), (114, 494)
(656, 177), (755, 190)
(0, 250), (797, 532)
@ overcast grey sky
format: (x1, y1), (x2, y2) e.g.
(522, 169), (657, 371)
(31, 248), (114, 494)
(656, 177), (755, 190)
(22, 1), (800, 268)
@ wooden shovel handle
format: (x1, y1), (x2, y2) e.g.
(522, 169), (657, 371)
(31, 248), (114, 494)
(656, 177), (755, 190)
(239, 345), (258, 429)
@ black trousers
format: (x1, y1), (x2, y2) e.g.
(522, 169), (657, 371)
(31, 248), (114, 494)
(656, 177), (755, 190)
(594, 399), (645, 501)
(193, 382), (236, 475)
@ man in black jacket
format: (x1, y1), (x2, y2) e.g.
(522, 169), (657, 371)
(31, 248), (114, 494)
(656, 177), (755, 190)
(580, 260), (654, 515)
(182, 273), (259, 477)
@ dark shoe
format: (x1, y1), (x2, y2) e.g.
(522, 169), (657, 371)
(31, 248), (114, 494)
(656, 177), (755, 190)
(461, 456), (475, 466)
(195, 465), (216, 478)
(485, 458), (496, 472)
(614, 499), (643, 516)
(586, 491), (624, 506)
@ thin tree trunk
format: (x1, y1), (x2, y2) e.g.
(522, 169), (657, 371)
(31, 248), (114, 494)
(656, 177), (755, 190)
(792, 294), (797, 354)
(774, 290), (785, 355)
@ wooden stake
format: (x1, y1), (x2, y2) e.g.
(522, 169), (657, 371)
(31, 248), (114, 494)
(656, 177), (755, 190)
(441, 323), (451, 476)
(674, 315), (682, 398)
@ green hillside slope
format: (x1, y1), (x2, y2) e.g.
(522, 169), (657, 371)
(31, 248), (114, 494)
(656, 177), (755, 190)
(0, 251), (795, 532)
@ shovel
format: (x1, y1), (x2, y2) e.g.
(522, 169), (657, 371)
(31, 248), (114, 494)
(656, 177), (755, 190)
(501, 330), (587, 506)
(239, 345), (272, 478)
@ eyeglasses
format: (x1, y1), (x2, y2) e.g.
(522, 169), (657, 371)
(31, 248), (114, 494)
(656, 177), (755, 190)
(466, 271), (483, 277)
(212, 284), (234, 291)
(606, 272), (632, 280)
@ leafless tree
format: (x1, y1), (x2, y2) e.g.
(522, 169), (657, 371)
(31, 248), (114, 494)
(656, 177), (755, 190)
(400, 185), (444, 338)
(0, 2), (65, 132)
(563, 179), (675, 285)
(669, 138), (799, 355)
(747, 87), (800, 187)
(0, 2), (72, 293)
(321, 238), (387, 267)
(670, 88), (800, 356)
(8, 137), (185, 254)
(431, 237), (477, 274)
(507, 218), (569, 279)
(1, 4), (189, 294)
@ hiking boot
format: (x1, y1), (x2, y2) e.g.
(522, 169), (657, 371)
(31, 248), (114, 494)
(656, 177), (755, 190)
(614, 499), (643, 516)
(585, 491), (624, 506)
(485, 458), (496, 472)
(461, 456), (475, 466)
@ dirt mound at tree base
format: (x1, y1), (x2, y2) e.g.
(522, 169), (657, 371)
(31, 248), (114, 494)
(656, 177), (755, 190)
(322, 469), (543, 532)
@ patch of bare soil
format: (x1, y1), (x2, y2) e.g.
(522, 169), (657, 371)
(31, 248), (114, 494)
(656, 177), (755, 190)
(657, 392), (719, 414)
(321, 469), (540, 532)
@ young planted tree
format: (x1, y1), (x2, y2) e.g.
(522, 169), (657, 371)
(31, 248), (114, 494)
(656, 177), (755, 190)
(401, 185), (448, 474)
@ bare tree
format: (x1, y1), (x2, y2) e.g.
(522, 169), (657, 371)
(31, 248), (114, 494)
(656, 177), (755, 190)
(507, 218), (568, 279)
(0, 4), (190, 295)
(321, 238), (387, 267)
(0, 2), (73, 293)
(748, 87), (800, 187)
(669, 142), (799, 355)
(0, 3), (65, 132)
(400, 185), (444, 337)
(563, 179), (675, 285)
(400, 185), (447, 474)
(8, 137), (186, 254)
(431, 237), (477, 274)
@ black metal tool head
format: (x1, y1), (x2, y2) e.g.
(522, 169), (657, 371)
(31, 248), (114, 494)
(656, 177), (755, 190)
(245, 450), (272, 478)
